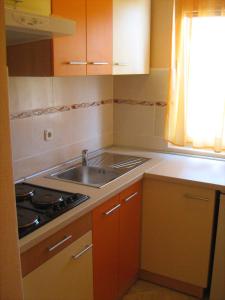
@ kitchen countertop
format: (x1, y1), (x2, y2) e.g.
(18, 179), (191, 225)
(145, 153), (225, 192)
(20, 147), (225, 253)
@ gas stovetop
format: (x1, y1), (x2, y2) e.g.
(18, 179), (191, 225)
(15, 183), (89, 239)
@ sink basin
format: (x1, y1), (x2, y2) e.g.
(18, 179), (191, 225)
(51, 165), (121, 188)
(49, 153), (150, 188)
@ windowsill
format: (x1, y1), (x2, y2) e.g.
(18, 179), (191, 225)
(166, 143), (225, 161)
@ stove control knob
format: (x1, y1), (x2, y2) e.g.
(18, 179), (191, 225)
(53, 205), (61, 211)
(67, 196), (76, 203)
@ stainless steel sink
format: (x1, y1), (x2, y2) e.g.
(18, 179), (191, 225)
(49, 152), (150, 188)
(52, 165), (120, 188)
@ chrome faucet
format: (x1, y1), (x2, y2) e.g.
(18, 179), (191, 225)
(82, 149), (88, 166)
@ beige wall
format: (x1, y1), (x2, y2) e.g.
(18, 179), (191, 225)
(151, 0), (173, 68)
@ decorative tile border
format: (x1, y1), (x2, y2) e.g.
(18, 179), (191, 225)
(10, 99), (113, 120)
(114, 99), (167, 107)
(10, 98), (167, 120)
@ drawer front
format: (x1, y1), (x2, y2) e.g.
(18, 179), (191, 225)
(120, 181), (142, 203)
(23, 231), (93, 300)
(21, 213), (92, 277)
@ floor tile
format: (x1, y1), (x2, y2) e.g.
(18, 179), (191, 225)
(123, 280), (199, 300)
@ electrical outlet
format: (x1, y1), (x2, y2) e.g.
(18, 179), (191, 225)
(44, 129), (53, 141)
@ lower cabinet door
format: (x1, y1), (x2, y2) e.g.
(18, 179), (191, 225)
(92, 195), (120, 300)
(141, 179), (215, 289)
(119, 182), (142, 296)
(23, 231), (93, 300)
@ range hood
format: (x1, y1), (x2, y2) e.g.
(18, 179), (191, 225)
(5, 8), (75, 46)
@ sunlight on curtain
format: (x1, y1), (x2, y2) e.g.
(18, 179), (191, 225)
(165, 0), (225, 152)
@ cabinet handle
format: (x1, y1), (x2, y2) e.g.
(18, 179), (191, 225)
(104, 204), (121, 216)
(67, 61), (87, 65)
(113, 62), (128, 66)
(48, 235), (72, 252)
(125, 192), (138, 203)
(184, 193), (209, 201)
(88, 62), (109, 65)
(72, 244), (93, 260)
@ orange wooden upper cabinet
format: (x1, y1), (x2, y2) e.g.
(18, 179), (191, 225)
(7, 0), (151, 76)
(52, 0), (87, 76)
(92, 181), (142, 300)
(86, 0), (113, 75)
(52, 0), (112, 76)
(7, 0), (113, 76)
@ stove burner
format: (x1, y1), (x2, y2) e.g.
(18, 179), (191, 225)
(32, 191), (64, 208)
(17, 209), (40, 229)
(16, 183), (90, 238)
(16, 184), (35, 201)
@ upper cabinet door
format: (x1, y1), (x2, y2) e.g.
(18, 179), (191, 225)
(52, 0), (87, 76)
(5, 0), (51, 16)
(113, 0), (151, 75)
(86, 0), (113, 75)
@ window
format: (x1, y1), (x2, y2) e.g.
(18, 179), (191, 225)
(165, 1), (225, 154)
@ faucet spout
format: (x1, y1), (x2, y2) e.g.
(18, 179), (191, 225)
(82, 149), (88, 166)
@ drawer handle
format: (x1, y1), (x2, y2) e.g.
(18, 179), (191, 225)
(48, 235), (72, 252)
(88, 62), (109, 65)
(113, 62), (128, 66)
(184, 193), (209, 201)
(104, 204), (121, 216)
(72, 244), (93, 260)
(125, 192), (138, 203)
(68, 61), (87, 65)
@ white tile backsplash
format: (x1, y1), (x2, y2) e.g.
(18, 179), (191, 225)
(114, 104), (155, 138)
(9, 77), (53, 113)
(154, 105), (167, 137)
(9, 76), (114, 180)
(11, 117), (34, 161)
(9, 69), (169, 179)
(113, 69), (169, 102)
(113, 68), (169, 151)
(52, 76), (113, 105)
(13, 131), (113, 180)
